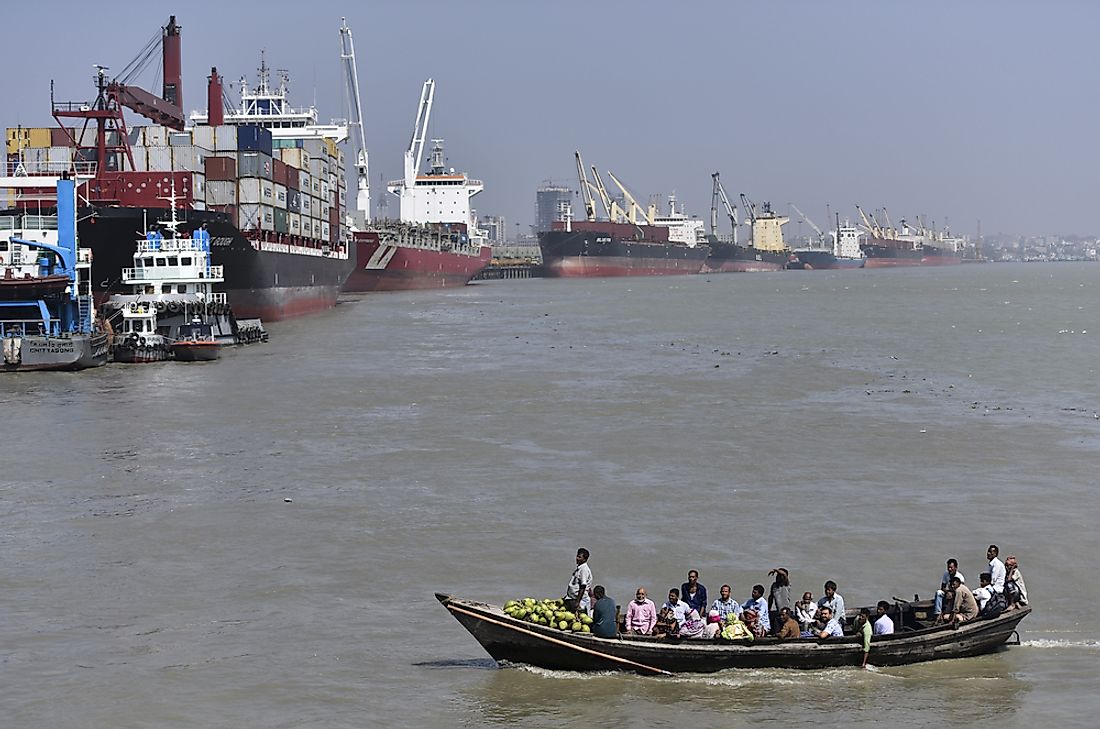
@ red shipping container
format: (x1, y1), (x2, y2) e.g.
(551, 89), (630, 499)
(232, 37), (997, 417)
(204, 155), (237, 181)
(51, 127), (75, 147)
(273, 158), (289, 186)
(286, 166), (299, 190)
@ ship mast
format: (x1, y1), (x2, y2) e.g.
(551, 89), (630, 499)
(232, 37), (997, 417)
(339, 19), (370, 223)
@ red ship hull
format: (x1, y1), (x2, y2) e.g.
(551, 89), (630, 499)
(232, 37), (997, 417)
(545, 255), (705, 277)
(344, 231), (491, 292)
(701, 259), (785, 273)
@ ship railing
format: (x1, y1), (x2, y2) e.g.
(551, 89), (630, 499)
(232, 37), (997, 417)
(0, 317), (63, 338)
(77, 249), (92, 265)
(208, 292), (227, 305)
(1, 160), (98, 178)
(135, 238), (210, 254)
(0, 214), (61, 231)
(122, 265), (223, 281)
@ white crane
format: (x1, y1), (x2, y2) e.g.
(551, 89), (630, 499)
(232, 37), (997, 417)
(606, 170), (654, 225)
(589, 166), (626, 223)
(339, 19), (369, 222)
(710, 172), (739, 246)
(789, 202), (826, 245)
(404, 79), (435, 191)
(574, 151), (597, 222)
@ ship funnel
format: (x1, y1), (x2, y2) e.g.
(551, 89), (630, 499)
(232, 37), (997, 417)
(207, 67), (224, 126)
(162, 15), (183, 110)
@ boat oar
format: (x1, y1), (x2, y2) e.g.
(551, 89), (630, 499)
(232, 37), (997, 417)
(446, 604), (674, 677)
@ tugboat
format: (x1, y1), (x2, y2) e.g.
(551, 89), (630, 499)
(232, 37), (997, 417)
(171, 318), (221, 361)
(102, 188), (265, 363)
(0, 175), (108, 371)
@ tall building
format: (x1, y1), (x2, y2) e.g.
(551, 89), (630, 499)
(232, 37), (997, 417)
(479, 215), (507, 246)
(535, 183), (573, 232)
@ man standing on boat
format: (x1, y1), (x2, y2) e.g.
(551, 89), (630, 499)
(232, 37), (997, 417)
(987, 545), (1007, 594)
(565, 548), (593, 614)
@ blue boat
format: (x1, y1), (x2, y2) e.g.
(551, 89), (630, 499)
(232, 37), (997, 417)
(1, 177), (108, 371)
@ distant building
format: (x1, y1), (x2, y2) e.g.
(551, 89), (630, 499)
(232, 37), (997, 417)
(535, 183), (573, 232)
(479, 215), (507, 246)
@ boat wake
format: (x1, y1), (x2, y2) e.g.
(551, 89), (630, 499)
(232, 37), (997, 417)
(1020, 639), (1100, 650)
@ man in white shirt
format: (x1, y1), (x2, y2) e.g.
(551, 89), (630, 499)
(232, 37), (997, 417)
(813, 606), (844, 638)
(565, 547), (593, 613)
(873, 601), (895, 635)
(987, 545), (1006, 594)
(742, 584), (771, 633)
(663, 588), (692, 624)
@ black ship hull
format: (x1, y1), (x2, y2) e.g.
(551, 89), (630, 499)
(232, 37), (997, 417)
(78, 207), (354, 321)
(860, 242), (922, 268)
(539, 229), (709, 278)
(702, 241), (787, 272)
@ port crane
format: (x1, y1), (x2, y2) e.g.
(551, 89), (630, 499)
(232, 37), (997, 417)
(339, 18), (370, 221)
(606, 170), (654, 225)
(709, 172), (739, 246)
(740, 193), (758, 225)
(855, 205), (883, 238)
(574, 151), (598, 222)
(589, 166), (626, 223)
(789, 202), (826, 246)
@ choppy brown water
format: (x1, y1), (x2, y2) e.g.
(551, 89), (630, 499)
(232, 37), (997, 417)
(2, 263), (1097, 728)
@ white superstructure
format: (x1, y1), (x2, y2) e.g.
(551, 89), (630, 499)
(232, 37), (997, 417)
(650, 194), (706, 247)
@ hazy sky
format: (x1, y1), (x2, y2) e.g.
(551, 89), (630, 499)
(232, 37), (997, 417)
(4, 0), (1097, 236)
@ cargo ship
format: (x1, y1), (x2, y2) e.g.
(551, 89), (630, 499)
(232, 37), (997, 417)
(3, 17), (353, 321)
(344, 80), (491, 292)
(702, 175), (786, 272)
(540, 153), (709, 277)
(854, 206), (922, 268)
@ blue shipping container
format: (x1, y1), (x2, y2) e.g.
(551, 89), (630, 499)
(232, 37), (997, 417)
(236, 125), (274, 157)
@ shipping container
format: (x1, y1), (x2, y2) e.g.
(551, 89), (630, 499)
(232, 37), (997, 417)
(53, 127), (76, 147)
(191, 200), (206, 211)
(311, 178), (321, 196)
(320, 180), (330, 201)
(278, 148), (310, 171)
(46, 146), (73, 164)
(191, 125), (216, 151)
(206, 180), (237, 206)
(143, 126), (169, 147)
(261, 180), (275, 204)
(170, 132), (193, 147)
(259, 205), (275, 231)
(129, 146), (149, 171)
(321, 221), (330, 241)
(172, 146), (206, 173)
(274, 207), (288, 234)
(286, 166), (299, 190)
(288, 189), (301, 213)
(204, 154), (237, 181)
(147, 145), (173, 171)
(301, 218), (313, 238)
(238, 151), (273, 179)
(323, 137), (338, 158)
(273, 183), (287, 209)
(301, 194), (312, 216)
(236, 125), (273, 157)
(272, 158), (288, 186)
(289, 212), (301, 235)
(238, 204), (262, 230)
(126, 127), (144, 146)
(192, 173), (205, 200)
(298, 170), (312, 194)
(273, 138), (304, 149)
(238, 178), (262, 205)
(214, 125), (237, 152)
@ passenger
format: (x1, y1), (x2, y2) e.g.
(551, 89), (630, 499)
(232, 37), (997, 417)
(817, 581), (847, 626)
(768, 568), (794, 632)
(873, 600), (895, 635)
(624, 587), (657, 636)
(951, 576), (979, 623)
(938, 588), (958, 624)
(590, 585), (618, 638)
(653, 606), (678, 636)
(663, 588), (692, 625)
(741, 608), (767, 639)
(935, 558), (966, 616)
(742, 584), (771, 633)
(987, 544), (1006, 594)
(971, 572), (995, 612)
(681, 570), (708, 616)
(710, 584), (742, 623)
(676, 608), (707, 639)
(775, 607), (801, 640)
(704, 610), (723, 639)
(811, 606), (844, 638)
(1004, 555), (1029, 608)
(855, 607), (873, 667)
(719, 612), (754, 642)
(564, 547), (593, 613)
(795, 591), (818, 631)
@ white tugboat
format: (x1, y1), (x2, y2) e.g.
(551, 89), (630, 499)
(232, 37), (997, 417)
(104, 189), (265, 362)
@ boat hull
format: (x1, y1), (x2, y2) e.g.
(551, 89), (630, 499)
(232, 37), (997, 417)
(438, 594), (1030, 673)
(2, 333), (109, 371)
(921, 245), (963, 266)
(172, 342), (221, 361)
(702, 242), (787, 273)
(73, 206), (353, 321)
(344, 231), (492, 292)
(539, 229), (709, 278)
(861, 243), (923, 268)
(786, 249), (864, 270)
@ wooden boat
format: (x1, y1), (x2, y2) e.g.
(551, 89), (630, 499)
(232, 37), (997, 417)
(437, 593), (1029, 674)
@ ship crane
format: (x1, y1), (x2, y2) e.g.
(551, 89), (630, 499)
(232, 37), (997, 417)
(854, 205), (882, 238)
(606, 170), (654, 225)
(740, 193), (758, 225)
(880, 207), (896, 238)
(710, 172), (739, 246)
(789, 202), (826, 246)
(589, 166), (626, 223)
(339, 18), (370, 222)
(574, 151), (598, 222)
(404, 79), (435, 191)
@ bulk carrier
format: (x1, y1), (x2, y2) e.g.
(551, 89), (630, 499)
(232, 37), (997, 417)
(2, 17), (353, 321)
(343, 79), (491, 292)
(538, 152), (710, 278)
(702, 174), (788, 272)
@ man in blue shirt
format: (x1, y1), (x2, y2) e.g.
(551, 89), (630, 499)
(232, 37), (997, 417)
(817, 580), (846, 625)
(742, 584), (771, 633)
(590, 585), (617, 638)
(681, 570), (708, 616)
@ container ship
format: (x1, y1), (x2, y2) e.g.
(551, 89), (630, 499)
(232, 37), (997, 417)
(538, 153), (710, 277)
(2, 17), (353, 321)
(343, 79), (491, 292)
(854, 206), (922, 268)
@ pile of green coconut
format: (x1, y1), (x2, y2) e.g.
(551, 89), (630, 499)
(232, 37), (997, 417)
(504, 597), (594, 633)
